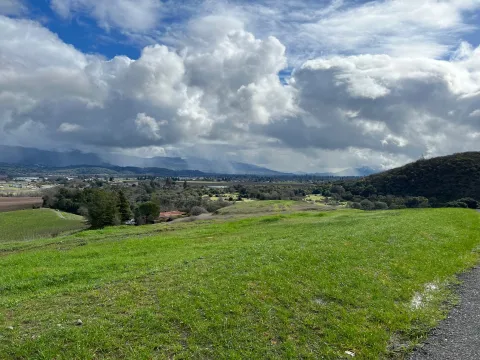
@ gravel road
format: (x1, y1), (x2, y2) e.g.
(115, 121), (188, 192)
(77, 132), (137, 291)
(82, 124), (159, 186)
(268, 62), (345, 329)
(410, 211), (480, 360)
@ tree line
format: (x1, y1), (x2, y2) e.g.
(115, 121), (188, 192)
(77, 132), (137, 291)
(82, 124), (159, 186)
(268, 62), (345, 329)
(42, 187), (163, 228)
(42, 179), (232, 228)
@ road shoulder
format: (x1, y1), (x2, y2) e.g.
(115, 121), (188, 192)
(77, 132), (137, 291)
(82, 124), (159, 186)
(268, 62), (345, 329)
(409, 265), (480, 360)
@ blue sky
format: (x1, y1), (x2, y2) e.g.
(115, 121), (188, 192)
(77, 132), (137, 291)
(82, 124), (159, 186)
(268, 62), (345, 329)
(1, 0), (480, 172)
(19, 0), (143, 58)
(18, 0), (480, 61)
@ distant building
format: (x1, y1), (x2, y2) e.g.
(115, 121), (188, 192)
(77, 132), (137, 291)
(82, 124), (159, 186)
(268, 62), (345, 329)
(13, 177), (40, 182)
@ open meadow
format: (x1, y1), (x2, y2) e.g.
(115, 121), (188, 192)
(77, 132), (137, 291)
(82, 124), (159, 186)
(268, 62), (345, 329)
(216, 200), (329, 215)
(1, 208), (479, 359)
(0, 209), (87, 243)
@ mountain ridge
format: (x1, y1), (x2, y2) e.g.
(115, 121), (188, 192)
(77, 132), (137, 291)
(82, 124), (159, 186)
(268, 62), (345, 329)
(0, 145), (380, 176)
(0, 145), (285, 175)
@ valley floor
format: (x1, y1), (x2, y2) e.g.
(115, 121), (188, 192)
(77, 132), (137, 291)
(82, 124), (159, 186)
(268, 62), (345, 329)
(1, 208), (479, 359)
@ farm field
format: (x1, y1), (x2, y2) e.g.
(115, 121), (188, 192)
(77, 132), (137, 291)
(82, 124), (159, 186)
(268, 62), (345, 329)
(1, 208), (479, 358)
(0, 209), (86, 243)
(0, 183), (47, 196)
(0, 197), (43, 212)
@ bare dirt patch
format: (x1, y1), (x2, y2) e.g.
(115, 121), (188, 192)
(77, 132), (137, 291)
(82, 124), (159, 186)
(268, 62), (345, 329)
(0, 197), (43, 212)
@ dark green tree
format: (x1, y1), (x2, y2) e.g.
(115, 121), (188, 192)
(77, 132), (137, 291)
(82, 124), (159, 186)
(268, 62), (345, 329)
(117, 190), (132, 222)
(135, 201), (160, 225)
(331, 185), (346, 196)
(165, 177), (173, 188)
(84, 189), (120, 229)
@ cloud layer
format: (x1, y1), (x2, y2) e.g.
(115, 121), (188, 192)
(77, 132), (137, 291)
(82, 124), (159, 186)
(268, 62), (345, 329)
(50, 0), (162, 32)
(0, 0), (26, 16)
(1, 1), (480, 171)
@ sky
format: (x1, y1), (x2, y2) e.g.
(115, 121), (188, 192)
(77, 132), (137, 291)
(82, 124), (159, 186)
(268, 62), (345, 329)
(1, 0), (480, 172)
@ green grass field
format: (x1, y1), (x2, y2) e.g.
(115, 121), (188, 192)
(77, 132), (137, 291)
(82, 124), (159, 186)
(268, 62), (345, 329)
(203, 193), (241, 201)
(0, 209), (86, 243)
(1, 208), (479, 359)
(216, 200), (325, 215)
(305, 194), (326, 202)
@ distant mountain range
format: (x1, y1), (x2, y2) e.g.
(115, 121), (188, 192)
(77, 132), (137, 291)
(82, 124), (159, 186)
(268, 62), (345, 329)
(102, 152), (286, 175)
(0, 145), (379, 176)
(0, 163), (207, 177)
(0, 145), (284, 176)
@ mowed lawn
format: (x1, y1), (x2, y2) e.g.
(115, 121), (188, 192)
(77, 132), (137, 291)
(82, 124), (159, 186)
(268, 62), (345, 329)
(1, 209), (479, 359)
(0, 209), (86, 243)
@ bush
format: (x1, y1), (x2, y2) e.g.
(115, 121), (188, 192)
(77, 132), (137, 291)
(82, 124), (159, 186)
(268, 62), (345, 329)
(190, 206), (208, 216)
(445, 201), (468, 208)
(405, 197), (429, 208)
(349, 202), (362, 209)
(456, 198), (478, 209)
(374, 201), (388, 210)
(203, 198), (230, 213)
(360, 199), (375, 211)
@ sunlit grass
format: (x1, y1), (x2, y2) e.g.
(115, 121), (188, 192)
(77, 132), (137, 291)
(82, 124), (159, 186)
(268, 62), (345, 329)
(0, 209), (86, 243)
(305, 194), (326, 202)
(0, 209), (479, 359)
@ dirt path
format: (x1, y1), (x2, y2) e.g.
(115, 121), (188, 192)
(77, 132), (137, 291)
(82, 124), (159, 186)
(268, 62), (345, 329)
(410, 210), (480, 359)
(52, 209), (66, 219)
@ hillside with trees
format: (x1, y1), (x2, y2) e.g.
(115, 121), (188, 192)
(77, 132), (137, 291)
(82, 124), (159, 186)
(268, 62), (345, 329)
(360, 152), (480, 203)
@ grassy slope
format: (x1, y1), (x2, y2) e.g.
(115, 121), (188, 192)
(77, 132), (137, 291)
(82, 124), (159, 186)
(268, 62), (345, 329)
(0, 209), (86, 243)
(0, 209), (479, 359)
(217, 200), (326, 215)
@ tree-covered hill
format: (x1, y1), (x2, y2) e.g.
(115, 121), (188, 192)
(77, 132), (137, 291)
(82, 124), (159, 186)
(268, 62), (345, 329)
(364, 152), (480, 202)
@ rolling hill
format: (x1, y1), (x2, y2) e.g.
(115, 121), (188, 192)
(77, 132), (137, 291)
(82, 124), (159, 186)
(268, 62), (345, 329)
(364, 152), (480, 202)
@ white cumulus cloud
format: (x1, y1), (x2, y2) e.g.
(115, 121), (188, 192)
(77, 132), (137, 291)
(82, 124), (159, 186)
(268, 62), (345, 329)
(1, 0), (480, 171)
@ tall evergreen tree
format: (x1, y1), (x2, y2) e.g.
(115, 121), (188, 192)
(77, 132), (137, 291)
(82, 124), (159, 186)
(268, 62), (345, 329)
(117, 190), (132, 222)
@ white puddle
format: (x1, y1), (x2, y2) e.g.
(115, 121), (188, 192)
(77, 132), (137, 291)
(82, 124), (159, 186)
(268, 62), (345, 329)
(411, 282), (439, 309)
